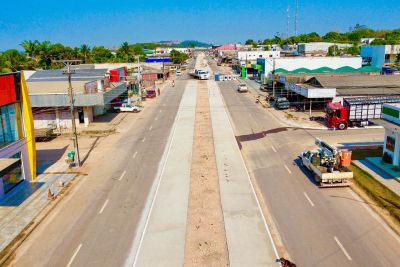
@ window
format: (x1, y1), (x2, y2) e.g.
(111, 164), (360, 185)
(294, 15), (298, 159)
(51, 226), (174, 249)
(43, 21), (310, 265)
(0, 153), (24, 193)
(0, 104), (20, 148)
(386, 136), (395, 152)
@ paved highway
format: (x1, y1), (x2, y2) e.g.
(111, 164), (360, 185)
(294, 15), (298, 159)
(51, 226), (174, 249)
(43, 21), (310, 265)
(8, 75), (189, 267)
(212, 62), (400, 267)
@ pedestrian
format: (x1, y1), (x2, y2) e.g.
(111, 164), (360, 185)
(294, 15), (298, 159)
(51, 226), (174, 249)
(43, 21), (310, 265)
(158, 88), (160, 96)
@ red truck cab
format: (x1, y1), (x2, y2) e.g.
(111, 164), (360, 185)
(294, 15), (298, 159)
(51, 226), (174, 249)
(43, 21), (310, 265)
(146, 89), (156, 98)
(326, 102), (348, 130)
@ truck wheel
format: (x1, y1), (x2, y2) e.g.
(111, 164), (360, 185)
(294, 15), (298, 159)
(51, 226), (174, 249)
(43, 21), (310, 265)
(337, 122), (347, 130)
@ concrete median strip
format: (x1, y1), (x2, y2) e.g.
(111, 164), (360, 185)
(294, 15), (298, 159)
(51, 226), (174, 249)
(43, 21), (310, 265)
(208, 79), (280, 266)
(126, 80), (197, 267)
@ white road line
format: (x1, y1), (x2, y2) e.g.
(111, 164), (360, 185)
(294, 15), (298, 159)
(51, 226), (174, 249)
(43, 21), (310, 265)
(119, 171), (127, 181)
(132, 151), (138, 159)
(66, 243), (82, 267)
(149, 125), (153, 131)
(271, 145), (277, 153)
(142, 137), (146, 142)
(334, 236), (352, 261)
(99, 199), (109, 214)
(284, 164), (292, 174)
(303, 192), (315, 207)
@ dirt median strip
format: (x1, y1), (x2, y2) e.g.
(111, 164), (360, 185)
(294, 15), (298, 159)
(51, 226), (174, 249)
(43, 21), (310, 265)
(184, 80), (229, 267)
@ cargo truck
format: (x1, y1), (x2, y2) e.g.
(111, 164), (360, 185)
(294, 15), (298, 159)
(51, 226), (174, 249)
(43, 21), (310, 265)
(326, 96), (400, 130)
(299, 138), (353, 188)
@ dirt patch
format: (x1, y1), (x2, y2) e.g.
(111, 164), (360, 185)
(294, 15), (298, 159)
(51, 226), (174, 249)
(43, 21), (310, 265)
(184, 81), (229, 266)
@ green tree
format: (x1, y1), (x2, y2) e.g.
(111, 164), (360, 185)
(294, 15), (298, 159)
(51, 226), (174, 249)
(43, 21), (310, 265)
(80, 44), (91, 63)
(117, 42), (133, 62)
(245, 39), (256, 45)
(91, 46), (113, 63)
(20, 40), (39, 59)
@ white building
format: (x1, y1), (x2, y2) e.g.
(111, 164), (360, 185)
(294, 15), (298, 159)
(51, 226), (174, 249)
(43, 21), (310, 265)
(257, 56), (362, 74)
(298, 42), (353, 56)
(155, 47), (190, 54)
(237, 51), (280, 66)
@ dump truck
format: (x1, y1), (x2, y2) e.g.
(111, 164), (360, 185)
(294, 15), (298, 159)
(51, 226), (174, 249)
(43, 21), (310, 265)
(326, 96), (400, 130)
(299, 138), (353, 187)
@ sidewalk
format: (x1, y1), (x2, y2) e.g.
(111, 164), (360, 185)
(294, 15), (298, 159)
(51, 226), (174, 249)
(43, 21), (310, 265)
(0, 134), (102, 257)
(353, 160), (400, 196)
(208, 79), (280, 266)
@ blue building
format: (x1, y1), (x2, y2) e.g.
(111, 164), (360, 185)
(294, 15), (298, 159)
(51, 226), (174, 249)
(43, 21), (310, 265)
(361, 45), (400, 69)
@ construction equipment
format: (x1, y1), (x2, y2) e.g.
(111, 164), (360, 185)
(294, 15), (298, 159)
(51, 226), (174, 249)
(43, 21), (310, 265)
(299, 138), (353, 188)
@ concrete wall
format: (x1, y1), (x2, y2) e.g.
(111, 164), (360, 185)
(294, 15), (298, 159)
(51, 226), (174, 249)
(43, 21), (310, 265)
(33, 109), (80, 130)
(361, 45), (385, 68)
(258, 57), (362, 74)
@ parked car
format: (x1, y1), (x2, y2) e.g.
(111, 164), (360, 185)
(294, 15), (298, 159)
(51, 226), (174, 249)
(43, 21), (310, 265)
(237, 83), (248, 93)
(274, 97), (290, 109)
(114, 103), (141, 113)
(146, 89), (157, 98)
(176, 70), (181, 76)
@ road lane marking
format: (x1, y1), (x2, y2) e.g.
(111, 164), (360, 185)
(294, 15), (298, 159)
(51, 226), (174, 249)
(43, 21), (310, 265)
(132, 151), (138, 159)
(271, 145), (277, 153)
(149, 125), (153, 131)
(119, 171), (127, 181)
(142, 137), (146, 142)
(334, 236), (352, 261)
(99, 199), (109, 214)
(303, 192), (315, 207)
(66, 243), (82, 267)
(284, 164), (292, 174)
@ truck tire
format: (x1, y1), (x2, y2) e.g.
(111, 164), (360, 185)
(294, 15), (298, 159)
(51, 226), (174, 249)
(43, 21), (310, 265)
(337, 122), (347, 130)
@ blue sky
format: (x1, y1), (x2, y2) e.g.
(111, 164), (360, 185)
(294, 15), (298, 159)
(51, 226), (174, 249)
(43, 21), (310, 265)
(0, 0), (398, 50)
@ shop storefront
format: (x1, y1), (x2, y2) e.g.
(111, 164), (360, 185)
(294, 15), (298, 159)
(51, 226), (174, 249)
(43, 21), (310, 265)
(0, 72), (36, 197)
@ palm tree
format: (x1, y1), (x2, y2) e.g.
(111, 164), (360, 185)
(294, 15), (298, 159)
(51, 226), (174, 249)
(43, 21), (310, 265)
(20, 40), (39, 59)
(119, 42), (132, 62)
(36, 41), (52, 69)
(80, 44), (91, 63)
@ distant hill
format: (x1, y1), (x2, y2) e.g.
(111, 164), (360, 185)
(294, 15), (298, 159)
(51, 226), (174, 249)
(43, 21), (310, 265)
(177, 40), (212, 47)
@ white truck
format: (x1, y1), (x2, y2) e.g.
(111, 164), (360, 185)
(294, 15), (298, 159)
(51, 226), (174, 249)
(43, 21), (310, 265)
(114, 103), (141, 113)
(189, 69), (210, 80)
(299, 138), (353, 187)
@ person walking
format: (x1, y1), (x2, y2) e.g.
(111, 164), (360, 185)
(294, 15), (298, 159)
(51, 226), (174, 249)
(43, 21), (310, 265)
(157, 88), (160, 96)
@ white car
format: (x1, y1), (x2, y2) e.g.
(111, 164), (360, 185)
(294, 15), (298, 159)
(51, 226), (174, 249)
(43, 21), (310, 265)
(176, 70), (181, 76)
(114, 103), (141, 113)
(237, 83), (248, 93)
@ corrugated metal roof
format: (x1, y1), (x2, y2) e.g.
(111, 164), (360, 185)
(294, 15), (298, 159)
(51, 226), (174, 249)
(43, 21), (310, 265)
(27, 68), (107, 82)
(27, 81), (87, 94)
(312, 75), (400, 89)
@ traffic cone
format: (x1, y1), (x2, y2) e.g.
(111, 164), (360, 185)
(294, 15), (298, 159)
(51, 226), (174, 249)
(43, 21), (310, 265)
(47, 188), (54, 200)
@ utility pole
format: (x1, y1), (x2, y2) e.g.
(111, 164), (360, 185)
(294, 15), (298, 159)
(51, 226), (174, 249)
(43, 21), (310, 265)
(272, 58), (276, 99)
(55, 60), (82, 167)
(286, 6), (290, 39)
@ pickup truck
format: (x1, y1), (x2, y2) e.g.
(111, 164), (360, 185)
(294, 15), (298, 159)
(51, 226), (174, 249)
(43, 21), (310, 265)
(114, 103), (141, 113)
(274, 97), (290, 109)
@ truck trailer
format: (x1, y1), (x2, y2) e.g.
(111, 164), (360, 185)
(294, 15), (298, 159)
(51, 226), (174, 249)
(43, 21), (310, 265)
(326, 96), (400, 130)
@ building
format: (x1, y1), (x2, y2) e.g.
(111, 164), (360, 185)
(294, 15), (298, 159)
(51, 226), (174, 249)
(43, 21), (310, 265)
(237, 51), (280, 65)
(298, 42), (353, 57)
(257, 56), (362, 76)
(27, 68), (128, 131)
(278, 74), (400, 116)
(155, 47), (190, 54)
(372, 104), (400, 166)
(0, 72), (36, 198)
(361, 45), (400, 68)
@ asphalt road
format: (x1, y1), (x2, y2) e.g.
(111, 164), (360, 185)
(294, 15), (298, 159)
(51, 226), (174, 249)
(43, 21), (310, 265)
(8, 74), (189, 267)
(212, 63), (400, 267)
